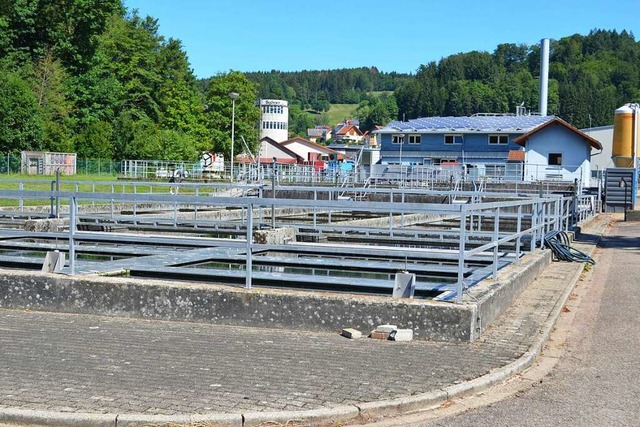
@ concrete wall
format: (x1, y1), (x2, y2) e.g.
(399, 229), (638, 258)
(583, 125), (613, 172)
(466, 249), (552, 340)
(0, 246), (549, 342)
(0, 270), (475, 341)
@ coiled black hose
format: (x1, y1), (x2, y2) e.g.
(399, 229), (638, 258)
(543, 230), (595, 264)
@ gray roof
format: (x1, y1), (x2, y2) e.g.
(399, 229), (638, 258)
(376, 114), (555, 134)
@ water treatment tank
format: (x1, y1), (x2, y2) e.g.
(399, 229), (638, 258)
(612, 104), (635, 167)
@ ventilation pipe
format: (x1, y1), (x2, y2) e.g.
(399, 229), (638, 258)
(539, 38), (550, 116)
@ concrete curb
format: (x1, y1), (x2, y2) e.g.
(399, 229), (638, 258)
(0, 219), (607, 427)
(242, 406), (359, 427)
(0, 408), (115, 427)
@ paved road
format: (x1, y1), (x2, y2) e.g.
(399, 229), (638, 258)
(400, 219), (640, 427)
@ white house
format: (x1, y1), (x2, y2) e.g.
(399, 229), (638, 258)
(254, 137), (302, 164)
(514, 118), (602, 186)
(281, 136), (340, 162)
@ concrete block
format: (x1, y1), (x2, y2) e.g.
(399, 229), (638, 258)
(341, 328), (362, 339)
(390, 329), (413, 341)
(370, 331), (390, 340)
(375, 324), (397, 333)
(393, 272), (416, 298)
(42, 251), (65, 273)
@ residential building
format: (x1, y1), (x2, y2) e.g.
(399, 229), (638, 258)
(281, 136), (340, 163)
(515, 118), (602, 185)
(374, 114), (601, 186)
(307, 125), (332, 143)
(254, 137), (302, 164)
(332, 120), (363, 143)
(362, 126), (383, 148)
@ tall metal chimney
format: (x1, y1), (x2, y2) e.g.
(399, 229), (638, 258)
(539, 38), (550, 116)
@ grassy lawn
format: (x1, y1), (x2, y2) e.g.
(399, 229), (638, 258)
(326, 103), (358, 125)
(0, 173), (114, 189)
(0, 173), (190, 207)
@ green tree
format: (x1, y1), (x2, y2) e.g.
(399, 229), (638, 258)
(356, 94), (398, 132)
(204, 71), (260, 157)
(0, 69), (43, 151)
(98, 12), (163, 122)
(32, 50), (74, 152)
(288, 105), (315, 138)
(73, 120), (114, 159)
(156, 38), (208, 157)
(0, 0), (123, 71)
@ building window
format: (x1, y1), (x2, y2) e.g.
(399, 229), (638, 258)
(444, 134), (463, 144)
(392, 134), (405, 144)
(489, 134), (509, 144)
(548, 153), (562, 166)
(408, 134), (421, 144)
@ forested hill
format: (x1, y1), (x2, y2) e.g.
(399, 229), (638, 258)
(394, 29), (640, 129)
(243, 68), (411, 110)
(1, 0), (638, 163)
(1, 0), (267, 163)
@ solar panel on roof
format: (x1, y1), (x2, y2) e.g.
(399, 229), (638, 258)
(382, 115), (554, 133)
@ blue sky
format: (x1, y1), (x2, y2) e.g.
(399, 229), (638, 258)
(125, 0), (639, 79)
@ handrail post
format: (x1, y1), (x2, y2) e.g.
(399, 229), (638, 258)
(55, 169), (60, 218)
(245, 202), (253, 289)
(456, 206), (467, 303)
(516, 204), (522, 263)
(493, 207), (500, 280)
(530, 201), (537, 252)
(18, 181), (24, 212)
(538, 201), (545, 249)
(69, 196), (76, 275)
(49, 180), (55, 218)
(271, 158), (276, 229)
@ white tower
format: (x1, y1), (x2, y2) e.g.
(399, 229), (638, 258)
(258, 99), (289, 142)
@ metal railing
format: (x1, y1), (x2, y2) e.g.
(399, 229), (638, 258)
(0, 183), (598, 302)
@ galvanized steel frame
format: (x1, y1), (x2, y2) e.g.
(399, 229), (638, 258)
(0, 185), (594, 302)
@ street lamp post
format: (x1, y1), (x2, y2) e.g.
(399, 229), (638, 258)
(620, 177), (629, 221)
(229, 92), (239, 182)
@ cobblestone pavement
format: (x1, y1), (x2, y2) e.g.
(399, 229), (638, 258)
(0, 215), (609, 417)
(0, 310), (520, 415)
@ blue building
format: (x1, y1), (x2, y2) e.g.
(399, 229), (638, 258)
(374, 114), (601, 185)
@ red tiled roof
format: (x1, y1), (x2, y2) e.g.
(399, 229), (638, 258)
(507, 150), (525, 162)
(336, 124), (363, 136)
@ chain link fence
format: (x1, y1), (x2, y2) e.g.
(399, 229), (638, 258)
(0, 153), (120, 176)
